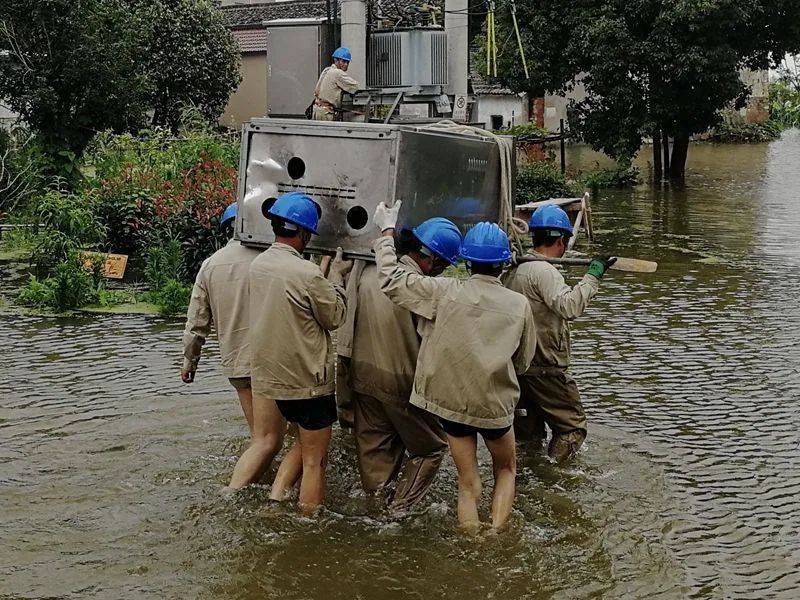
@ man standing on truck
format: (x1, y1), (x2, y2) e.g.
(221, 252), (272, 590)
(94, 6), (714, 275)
(312, 47), (360, 121)
(181, 203), (262, 435)
(508, 204), (616, 462)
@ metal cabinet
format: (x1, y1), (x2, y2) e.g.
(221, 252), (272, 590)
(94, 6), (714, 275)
(235, 118), (505, 259)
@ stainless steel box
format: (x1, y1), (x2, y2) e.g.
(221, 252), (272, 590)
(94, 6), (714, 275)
(235, 118), (505, 258)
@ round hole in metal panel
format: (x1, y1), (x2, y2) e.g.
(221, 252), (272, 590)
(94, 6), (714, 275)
(261, 197), (277, 219)
(346, 206), (369, 230)
(287, 157), (306, 180)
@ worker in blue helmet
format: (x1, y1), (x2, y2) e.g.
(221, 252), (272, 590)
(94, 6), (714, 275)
(372, 202), (536, 532)
(346, 216), (462, 512)
(312, 47), (360, 121)
(181, 202), (263, 436)
(506, 204), (616, 462)
(227, 192), (353, 513)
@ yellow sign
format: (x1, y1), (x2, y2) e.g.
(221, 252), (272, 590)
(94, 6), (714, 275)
(81, 251), (129, 280)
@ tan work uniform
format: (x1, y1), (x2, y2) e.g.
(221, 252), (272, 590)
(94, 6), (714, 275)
(312, 65), (359, 121)
(374, 237), (536, 431)
(182, 239), (262, 387)
(249, 243), (347, 402)
(507, 254), (599, 459)
(349, 257), (448, 510)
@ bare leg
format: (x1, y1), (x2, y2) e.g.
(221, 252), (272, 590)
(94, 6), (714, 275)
(270, 434), (303, 501)
(484, 429), (517, 530)
(297, 425), (333, 513)
(445, 433), (482, 532)
(236, 387), (255, 436)
(226, 397), (285, 490)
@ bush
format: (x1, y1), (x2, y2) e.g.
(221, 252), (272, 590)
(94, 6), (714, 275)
(497, 122), (550, 138)
(516, 160), (576, 203)
(145, 239), (183, 290)
(87, 126), (236, 275)
(17, 254), (97, 312)
(29, 189), (106, 276)
(17, 275), (54, 309)
(769, 82), (800, 129)
(149, 279), (191, 316)
(1, 127), (47, 215)
(582, 165), (640, 189)
(96, 287), (138, 307)
(709, 113), (782, 143)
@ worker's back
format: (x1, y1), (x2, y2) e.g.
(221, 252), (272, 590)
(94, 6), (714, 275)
(350, 257), (423, 404)
(191, 239), (261, 377)
(508, 258), (597, 369)
(249, 242), (347, 400)
(409, 274), (536, 429)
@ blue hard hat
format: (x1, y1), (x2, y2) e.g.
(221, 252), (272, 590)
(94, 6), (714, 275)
(412, 217), (463, 265)
(220, 203), (237, 230)
(460, 222), (512, 264)
(267, 192), (320, 234)
(528, 204), (573, 238)
(448, 197), (483, 219)
(332, 47), (352, 62)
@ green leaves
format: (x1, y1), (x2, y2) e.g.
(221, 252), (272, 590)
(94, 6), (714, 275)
(0, 0), (240, 176)
(491, 0), (800, 173)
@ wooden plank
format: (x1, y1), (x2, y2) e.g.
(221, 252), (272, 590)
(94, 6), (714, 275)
(80, 251), (129, 280)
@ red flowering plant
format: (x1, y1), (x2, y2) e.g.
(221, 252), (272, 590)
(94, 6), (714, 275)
(152, 155), (238, 281)
(92, 166), (162, 256)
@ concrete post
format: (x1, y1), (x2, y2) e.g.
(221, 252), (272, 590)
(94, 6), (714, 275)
(445, 0), (468, 96)
(340, 0), (367, 86)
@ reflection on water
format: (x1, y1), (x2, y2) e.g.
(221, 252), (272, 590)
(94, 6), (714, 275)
(2, 133), (800, 599)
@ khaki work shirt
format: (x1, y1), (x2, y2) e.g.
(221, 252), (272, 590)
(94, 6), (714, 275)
(182, 239), (262, 377)
(349, 256), (426, 405)
(375, 237), (537, 429)
(507, 255), (599, 370)
(314, 65), (359, 112)
(249, 243), (347, 400)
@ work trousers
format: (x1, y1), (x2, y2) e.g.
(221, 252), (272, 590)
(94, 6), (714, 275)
(353, 391), (447, 511)
(312, 106), (335, 121)
(516, 370), (587, 461)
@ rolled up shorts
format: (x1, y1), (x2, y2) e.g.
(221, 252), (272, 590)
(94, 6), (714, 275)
(439, 418), (511, 441)
(275, 395), (337, 431)
(228, 377), (252, 391)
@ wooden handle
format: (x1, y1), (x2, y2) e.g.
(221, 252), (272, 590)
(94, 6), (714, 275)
(515, 255), (658, 273)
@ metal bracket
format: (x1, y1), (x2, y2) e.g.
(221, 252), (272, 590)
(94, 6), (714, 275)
(384, 92), (404, 124)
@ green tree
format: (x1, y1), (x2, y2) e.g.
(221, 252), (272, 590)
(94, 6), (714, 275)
(0, 0), (240, 177)
(492, 0), (800, 179)
(136, 0), (241, 130)
(0, 0), (148, 174)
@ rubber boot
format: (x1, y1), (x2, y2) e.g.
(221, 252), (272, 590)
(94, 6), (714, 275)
(548, 430), (586, 463)
(388, 449), (445, 512)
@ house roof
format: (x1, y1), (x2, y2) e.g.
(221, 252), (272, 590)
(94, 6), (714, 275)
(220, 0), (444, 28)
(232, 28), (269, 52)
(222, 1), (329, 28)
(470, 71), (517, 96)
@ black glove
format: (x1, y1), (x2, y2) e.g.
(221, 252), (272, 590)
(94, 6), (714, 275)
(587, 255), (617, 279)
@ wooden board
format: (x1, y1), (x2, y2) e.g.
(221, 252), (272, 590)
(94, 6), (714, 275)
(80, 251), (129, 279)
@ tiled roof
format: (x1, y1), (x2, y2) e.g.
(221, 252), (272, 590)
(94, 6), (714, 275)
(470, 71), (516, 96)
(232, 28), (269, 52)
(220, 0), (444, 28)
(222, 1), (329, 27)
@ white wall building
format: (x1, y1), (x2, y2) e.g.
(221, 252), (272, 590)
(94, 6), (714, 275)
(471, 73), (528, 130)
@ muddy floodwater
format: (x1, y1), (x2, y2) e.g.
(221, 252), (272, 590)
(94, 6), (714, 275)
(2, 133), (800, 599)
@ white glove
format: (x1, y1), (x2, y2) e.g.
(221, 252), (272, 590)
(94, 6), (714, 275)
(327, 247), (353, 285)
(373, 201), (402, 232)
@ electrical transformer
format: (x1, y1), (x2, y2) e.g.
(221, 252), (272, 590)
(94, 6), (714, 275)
(235, 118), (506, 259)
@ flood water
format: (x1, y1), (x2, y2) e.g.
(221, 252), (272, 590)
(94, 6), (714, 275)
(2, 132), (800, 599)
